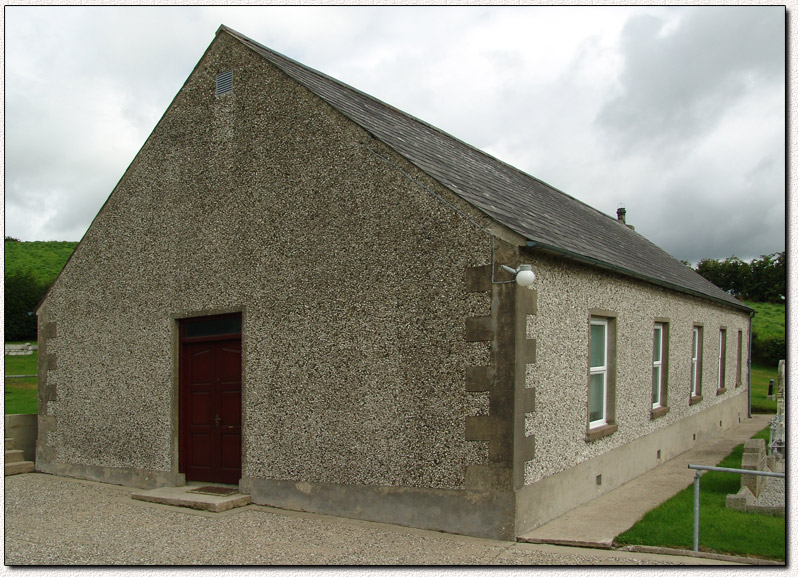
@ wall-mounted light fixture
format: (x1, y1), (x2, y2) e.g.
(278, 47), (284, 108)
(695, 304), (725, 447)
(500, 264), (536, 288)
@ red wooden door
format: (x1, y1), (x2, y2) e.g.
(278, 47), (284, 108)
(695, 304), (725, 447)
(180, 317), (242, 485)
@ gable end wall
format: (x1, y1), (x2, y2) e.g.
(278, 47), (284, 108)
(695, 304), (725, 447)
(36, 32), (512, 496)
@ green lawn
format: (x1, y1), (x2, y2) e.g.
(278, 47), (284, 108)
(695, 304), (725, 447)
(751, 363), (778, 414)
(4, 376), (38, 415)
(4, 350), (38, 376)
(615, 426), (785, 560)
(5, 350), (39, 415)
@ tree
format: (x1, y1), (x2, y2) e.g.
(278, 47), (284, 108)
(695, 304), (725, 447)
(4, 270), (47, 341)
(748, 252), (785, 303)
(695, 258), (722, 288)
(723, 256), (752, 299)
(694, 252), (785, 303)
(695, 256), (750, 298)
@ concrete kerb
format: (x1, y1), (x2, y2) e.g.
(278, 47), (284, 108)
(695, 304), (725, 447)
(617, 545), (784, 566)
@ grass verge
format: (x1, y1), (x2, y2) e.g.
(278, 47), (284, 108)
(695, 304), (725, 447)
(4, 350), (38, 376)
(614, 426), (785, 560)
(750, 363), (778, 414)
(5, 376), (38, 415)
(5, 351), (39, 415)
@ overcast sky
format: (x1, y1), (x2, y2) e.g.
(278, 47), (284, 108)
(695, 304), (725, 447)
(4, 5), (787, 263)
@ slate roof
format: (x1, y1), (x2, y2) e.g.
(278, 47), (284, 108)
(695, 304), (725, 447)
(221, 26), (750, 312)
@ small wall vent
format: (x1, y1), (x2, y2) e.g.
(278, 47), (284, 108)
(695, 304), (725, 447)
(216, 70), (233, 96)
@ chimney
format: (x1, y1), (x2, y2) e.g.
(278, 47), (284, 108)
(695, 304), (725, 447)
(617, 204), (634, 230)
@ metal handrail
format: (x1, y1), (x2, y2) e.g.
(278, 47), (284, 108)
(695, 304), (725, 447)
(688, 464), (785, 477)
(688, 464), (785, 552)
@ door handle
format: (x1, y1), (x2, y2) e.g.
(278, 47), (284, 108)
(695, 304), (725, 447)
(214, 415), (221, 427)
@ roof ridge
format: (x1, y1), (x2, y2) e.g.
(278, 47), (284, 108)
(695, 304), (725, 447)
(218, 25), (624, 229)
(215, 25), (749, 312)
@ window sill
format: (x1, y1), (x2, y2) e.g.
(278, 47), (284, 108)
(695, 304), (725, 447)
(716, 387), (727, 396)
(586, 423), (618, 442)
(689, 395), (703, 406)
(650, 406), (670, 420)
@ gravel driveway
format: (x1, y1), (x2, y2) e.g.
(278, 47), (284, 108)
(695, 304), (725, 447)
(5, 473), (735, 566)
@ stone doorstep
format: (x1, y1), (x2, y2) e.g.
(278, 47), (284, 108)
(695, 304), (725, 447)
(5, 436), (36, 476)
(5, 461), (35, 476)
(6, 449), (26, 464)
(131, 485), (251, 513)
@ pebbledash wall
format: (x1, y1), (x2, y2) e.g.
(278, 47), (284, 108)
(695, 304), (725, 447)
(36, 29), (752, 541)
(37, 32), (500, 491)
(36, 31), (566, 540)
(516, 250), (749, 534)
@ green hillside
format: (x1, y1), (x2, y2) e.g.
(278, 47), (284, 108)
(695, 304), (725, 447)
(748, 301), (786, 341)
(746, 301), (786, 367)
(4, 240), (78, 284)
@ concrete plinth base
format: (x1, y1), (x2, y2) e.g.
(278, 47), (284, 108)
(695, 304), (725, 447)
(247, 476), (516, 541)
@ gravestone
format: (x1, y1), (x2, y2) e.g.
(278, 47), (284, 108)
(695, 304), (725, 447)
(741, 439), (767, 497)
(727, 359), (786, 516)
(769, 359), (785, 466)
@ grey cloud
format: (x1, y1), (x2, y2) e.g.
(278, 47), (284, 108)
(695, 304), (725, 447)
(4, 6), (213, 240)
(3, 5), (785, 261)
(634, 162), (785, 263)
(595, 7), (784, 157)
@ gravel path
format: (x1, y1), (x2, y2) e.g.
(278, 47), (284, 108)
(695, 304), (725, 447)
(1, 473), (729, 566)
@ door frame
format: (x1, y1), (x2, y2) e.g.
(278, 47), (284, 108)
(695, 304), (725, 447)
(178, 312), (243, 482)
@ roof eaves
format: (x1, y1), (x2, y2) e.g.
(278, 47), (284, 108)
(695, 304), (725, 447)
(218, 25), (752, 315)
(525, 240), (753, 313)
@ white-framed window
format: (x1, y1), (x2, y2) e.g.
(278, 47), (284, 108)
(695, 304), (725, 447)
(589, 317), (608, 428)
(691, 326), (703, 398)
(652, 323), (664, 409)
(718, 328), (727, 391)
